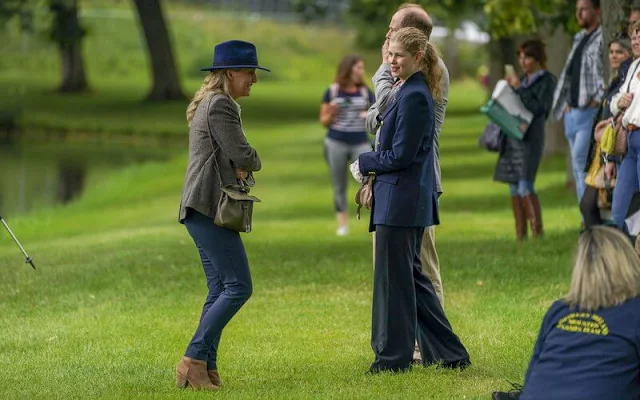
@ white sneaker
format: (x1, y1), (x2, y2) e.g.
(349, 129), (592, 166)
(336, 226), (349, 236)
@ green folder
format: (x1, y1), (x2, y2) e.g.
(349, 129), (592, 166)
(480, 99), (527, 140)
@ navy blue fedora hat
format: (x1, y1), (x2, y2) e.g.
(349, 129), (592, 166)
(200, 40), (271, 72)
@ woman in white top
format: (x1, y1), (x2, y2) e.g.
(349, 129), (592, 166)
(610, 22), (640, 229)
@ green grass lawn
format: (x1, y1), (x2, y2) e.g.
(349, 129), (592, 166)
(0, 79), (583, 399)
(0, 5), (583, 399)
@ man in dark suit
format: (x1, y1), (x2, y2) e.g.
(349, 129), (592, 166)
(353, 31), (469, 373)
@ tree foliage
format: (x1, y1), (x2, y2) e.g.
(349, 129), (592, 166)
(482, 0), (578, 38)
(49, 0), (86, 49)
(347, 0), (479, 49)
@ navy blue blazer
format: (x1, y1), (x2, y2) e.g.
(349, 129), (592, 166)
(358, 71), (439, 231)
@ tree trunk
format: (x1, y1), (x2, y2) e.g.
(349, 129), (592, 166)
(487, 36), (519, 96)
(539, 25), (571, 157)
(132, 0), (186, 101)
(50, 0), (89, 93)
(601, 0), (632, 82)
(443, 22), (461, 81)
(59, 41), (88, 92)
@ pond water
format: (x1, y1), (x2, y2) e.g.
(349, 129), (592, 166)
(0, 134), (177, 219)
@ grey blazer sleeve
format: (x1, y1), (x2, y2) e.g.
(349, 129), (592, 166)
(365, 64), (395, 134)
(208, 95), (261, 172)
(433, 58), (449, 194)
(433, 58), (449, 157)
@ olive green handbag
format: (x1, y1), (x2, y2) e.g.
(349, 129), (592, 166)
(214, 183), (260, 233)
(208, 127), (261, 233)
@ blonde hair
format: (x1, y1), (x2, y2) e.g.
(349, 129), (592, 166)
(628, 19), (640, 38)
(390, 27), (442, 100)
(566, 226), (640, 311)
(186, 70), (230, 126)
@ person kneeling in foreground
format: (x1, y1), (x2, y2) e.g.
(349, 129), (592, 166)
(493, 226), (640, 400)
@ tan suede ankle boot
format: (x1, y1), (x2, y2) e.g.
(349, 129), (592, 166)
(208, 369), (221, 387)
(175, 357), (219, 391)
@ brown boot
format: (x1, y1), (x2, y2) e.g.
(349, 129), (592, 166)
(531, 193), (543, 236)
(208, 369), (221, 387)
(522, 194), (543, 238)
(175, 357), (219, 391)
(511, 196), (527, 241)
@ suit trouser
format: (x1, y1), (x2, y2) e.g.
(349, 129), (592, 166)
(370, 225), (469, 371)
(372, 226), (444, 307)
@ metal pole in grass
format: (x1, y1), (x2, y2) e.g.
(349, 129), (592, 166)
(0, 215), (36, 270)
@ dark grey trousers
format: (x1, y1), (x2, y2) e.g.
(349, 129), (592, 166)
(370, 225), (469, 371)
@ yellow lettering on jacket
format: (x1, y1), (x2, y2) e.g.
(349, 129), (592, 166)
(556, 313), (609, 336)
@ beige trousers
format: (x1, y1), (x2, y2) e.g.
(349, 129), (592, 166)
(372, 226), (444, 307)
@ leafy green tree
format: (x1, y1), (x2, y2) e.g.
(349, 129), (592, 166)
(347, 0), (479, 79)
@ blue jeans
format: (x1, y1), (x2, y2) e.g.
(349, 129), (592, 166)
(564, 107), (599, 205)
(183, 210), (253, 369)
(509, 180), (535, 197)
(612, 130), (640, 228)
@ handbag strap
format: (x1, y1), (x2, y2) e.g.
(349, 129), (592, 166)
(204, 93), (247, 190)
(627, 60), (640, 93)
(204, 94), (225, 190)
(601, 153), (612, 191)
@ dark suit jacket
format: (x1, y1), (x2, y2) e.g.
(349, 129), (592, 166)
(179, 93), (261, 222)
(358, 71), (438, 230)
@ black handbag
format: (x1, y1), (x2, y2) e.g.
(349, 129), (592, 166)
(479, 122), (502, 152)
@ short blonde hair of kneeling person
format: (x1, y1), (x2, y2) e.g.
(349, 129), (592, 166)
(566, 226), (640, 311)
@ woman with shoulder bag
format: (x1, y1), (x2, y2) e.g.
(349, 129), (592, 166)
(493, 39), (556, 241)
(319, 55), (375, 236)
(176, 40), (267, 391)
(580, 36), (632, 228)
(611, 22), (640, 230)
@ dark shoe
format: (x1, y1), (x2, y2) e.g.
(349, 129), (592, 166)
(492, 381), (523, 399)
(511, 196), (527, 241)
(437, 358), (471, 370)
(366, 364), (412, 375)
(175, 357), (219, 391)
(492, 391), (521, 400)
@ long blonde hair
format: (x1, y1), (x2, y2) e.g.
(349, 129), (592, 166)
(390, 27), (442, 100)
(566, 226), (640, 311)
(186, 70), (230, 126)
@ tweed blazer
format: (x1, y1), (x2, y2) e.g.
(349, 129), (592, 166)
(178, 93), (261, 223)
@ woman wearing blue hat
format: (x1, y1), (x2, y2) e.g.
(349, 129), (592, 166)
(176, 40), (269, 391)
